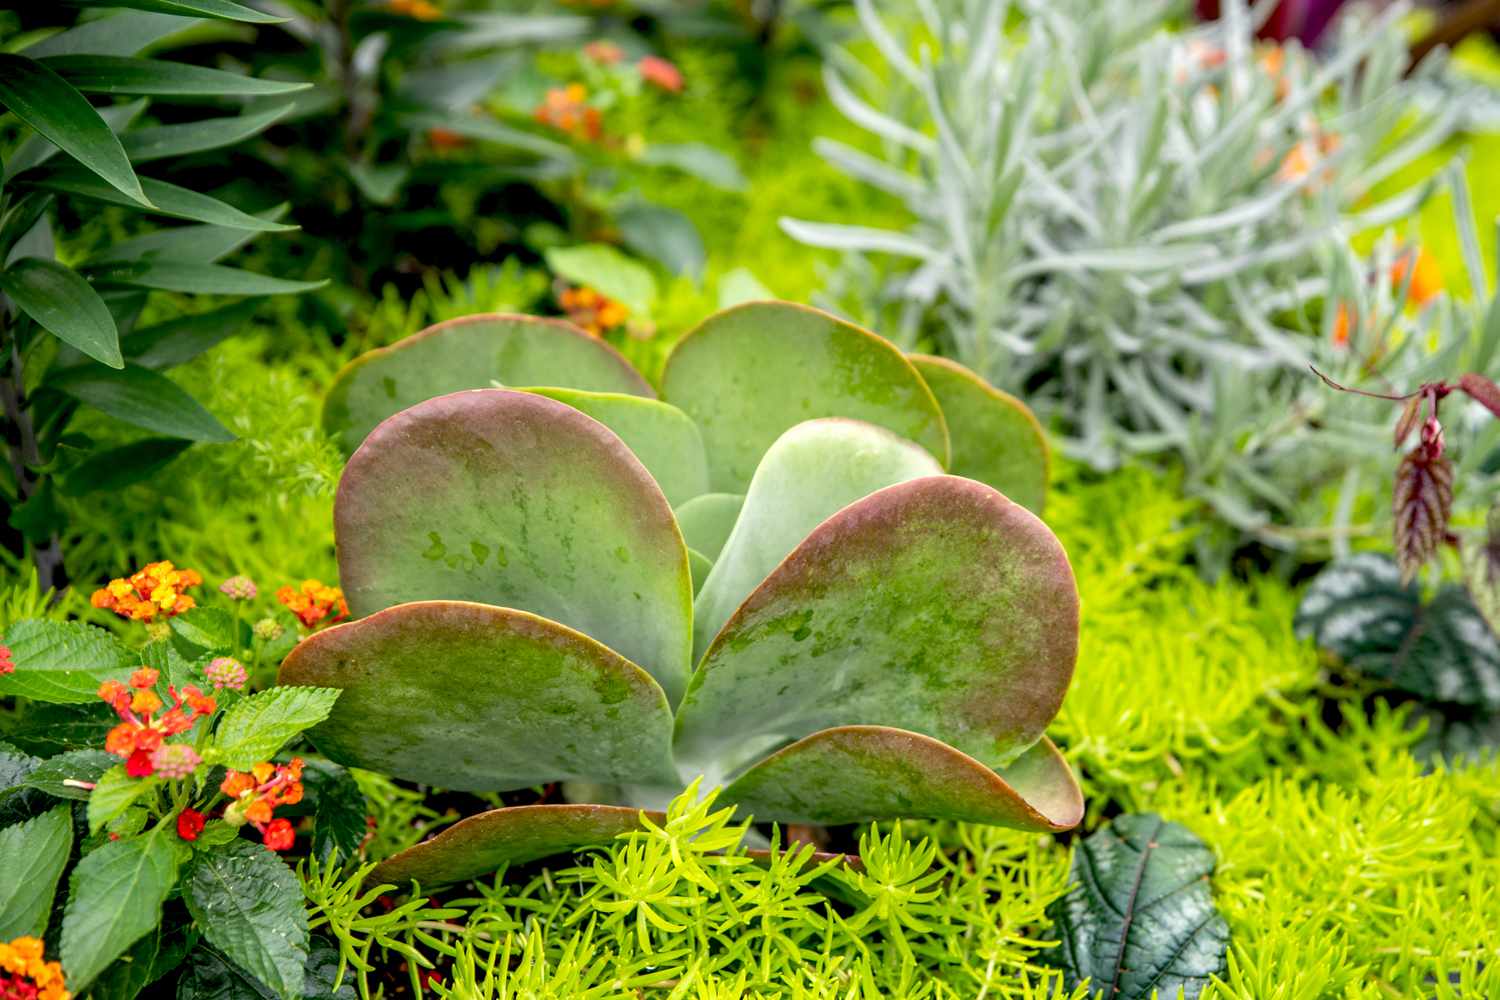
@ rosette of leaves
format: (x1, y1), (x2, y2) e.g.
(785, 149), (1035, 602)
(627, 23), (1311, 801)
(0, 2), (324, 588)
(281, 300), (1080, 886)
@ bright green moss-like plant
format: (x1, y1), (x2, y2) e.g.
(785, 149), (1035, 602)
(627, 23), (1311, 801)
(280, 299), (1079, 885)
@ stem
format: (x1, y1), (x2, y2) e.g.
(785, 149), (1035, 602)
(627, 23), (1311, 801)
(0, 319), (66, 592)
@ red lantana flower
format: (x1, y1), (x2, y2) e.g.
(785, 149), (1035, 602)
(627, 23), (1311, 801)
(637, 55), (683, 93)
(177, 808), (206, 842)
(262, 818), (295, 852)
(98, 669), (216, 778)
(221, 759), (305, 850)
(0, 642), (14, 676)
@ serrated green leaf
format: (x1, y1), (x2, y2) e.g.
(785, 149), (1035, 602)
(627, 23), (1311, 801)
(175, 945), (278, 1000)
(23, 749), (118, 800)
(60, 825), (180, 991)
(1043, 813), (1229, 1000)
(86, 261), (325, 296)
(87, 765), (159, 834)
(0, 53), (146, 205)
(211, 687), (340, 770)
(83, 922), (164, 1000)
(302, 759), (367, 864)
(169, 607), (234, 657)
(0, 619), (132, 704)
(0, 256), (123, 368)
(0, 740), (39, 794)
(40, 55), (310, 97)
(0, 806), (74, 938)
(1296, 553), (1500, 709)
(23, 167), (295, 232)
(47, 363), (235, 443)
(194, 820), (241, 849)
(184, 840), (308, 1000)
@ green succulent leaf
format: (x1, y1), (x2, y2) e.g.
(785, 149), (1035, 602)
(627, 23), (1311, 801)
(279, 602), (680, 791)
(722, 728), (1081, 830)
(0, 805), (73, 938)
(660, 301), (950, 493)
(692, 418), (942, 659)
(0, 53), (146, 205)
(184, 840), (309, 1000)
(1295, 553), (1500, 708)
(0, 257), (122, 368)
(0, 619), (132, 704)
(40, 55), (309, 97)
(520, 387), (709, 507)
(1043, 814), (1230, 1000)
(333, 389), (692, 701)
(60, 825), (181, 992)
(210, 687), (341, 770)
(47, 363), (235, 442)
(908, 354), (1049, 513)
(687, 547), (713, 596)
(675, 476), (1077, 780)
(673, 493), (743, 562)
(322, 314), (653, 456)
(370, 804), (659, 887)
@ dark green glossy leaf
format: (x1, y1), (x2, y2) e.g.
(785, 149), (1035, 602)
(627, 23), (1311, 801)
(301, 759), (367, 864)
(1296, 553), (1500, 709)
(60, 825), (180, 992)
(41, 55), (309, 97)
(0, 256), (122, 368)
(87, 260), (325, 295)
(184, 840), (308, 1000)
(63, 0), (286, 23)
(0, 805), (73, 938)
(62, 437), (193, 495)
(24, 167), (296, 232)
(86, 765), (159, 834)
(23, 11), (199, 58)
(88, 208), (289, 266)
(120, 104), (295, 162)
(0, 53), (146, 205)
(120, 299), (261, 368)
(47, 363), (235, 442)
(1043, 814), (1229, 1000)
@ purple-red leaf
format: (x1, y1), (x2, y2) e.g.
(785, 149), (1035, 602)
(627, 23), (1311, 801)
(1393, 443), (1453, 582)
(1458, 373), (1500, 420)
(1394, 396), (1423, 450)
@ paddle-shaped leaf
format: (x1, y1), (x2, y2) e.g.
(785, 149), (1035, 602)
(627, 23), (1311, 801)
(675, 475), (1077, 780)
(673, 493), (743, 562)
(909, 354), (1048, 513)
(1295, 553), (1500, 709)
(660, 301), (949, 493)
(692, 418), (942, 658)
(1043, 814), (1230, 1000)
(722, 727), (1081, 830)
(322, 314), (653, 456)
(279, 601), (680, 791)
(370, 805), (660, 887)
(334, 390), (692, 701)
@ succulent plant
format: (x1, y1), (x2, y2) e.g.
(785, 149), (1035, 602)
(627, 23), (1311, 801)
(284, 301), (1078, 886)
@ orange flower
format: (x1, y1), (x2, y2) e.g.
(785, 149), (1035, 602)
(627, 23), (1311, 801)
(98, 669), (215, 779)
(91, 561), (202, 622)
(0, 641), (14, 676)
(534, 83), (603, 142)
(387, 0), (441, 19)
(276, 580), (349, 629)
(637, 56), (683, 93)
(584, 40), (624, 65)
(427, 127), (468, 151)
(558, 285), (629, 337)
(220, 759), (306, 850)
(1390, 247), (1443, 307)
(0, 936), (70, 1000)
(1331, 303), (1353, 348)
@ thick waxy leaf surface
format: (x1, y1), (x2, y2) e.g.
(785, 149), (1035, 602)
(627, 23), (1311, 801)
(660, 301), (949, 493)
(322, 314), (653, 455)
(908, 354), (1048, 513)
(335, 390), (692, 700)
(522, 387), (708, 507)
(279, 601), (679, 791)
(1295, 553), (1500, 709)
(693, 419), (942, 658)
(673, 493), (743, 562)
(370, 804), (660, 887)
(675, 476), (1077, 779)
(1043, 814), (1229, 1000)
(722, 727), (1082, 830)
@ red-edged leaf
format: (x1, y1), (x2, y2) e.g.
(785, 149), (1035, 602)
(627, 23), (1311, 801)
(1458, 373), (1500, 420)
(1393, 396), (1422, 450)
(1394, 444), (1453, 582)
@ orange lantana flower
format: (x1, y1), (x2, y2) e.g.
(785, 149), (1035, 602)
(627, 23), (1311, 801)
(277, 580), (349, 629)
(91, 561), (202, 622)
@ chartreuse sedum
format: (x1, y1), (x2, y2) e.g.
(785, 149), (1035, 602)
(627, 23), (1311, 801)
(283, 301), (1079, 885)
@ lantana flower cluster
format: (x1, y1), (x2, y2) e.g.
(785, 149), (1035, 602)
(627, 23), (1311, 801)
(0, 936), (69, 1000)
(559, 285), (628, 337)
(90, 561), (202, 621)
(220, 759), (305, 851)
(98, 668), (215, 779)
(534, 83), (603, 141)
(0, 641), (13, 676)
(277, 579), (348, 629)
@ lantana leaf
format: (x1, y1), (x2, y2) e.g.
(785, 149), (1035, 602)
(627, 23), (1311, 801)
(0, 805), (73, 938)
(183, 839), (309, 1000)
(0, 619), (132, 704)
(210, 687), (341, 770)
(60, 825), (180, 992)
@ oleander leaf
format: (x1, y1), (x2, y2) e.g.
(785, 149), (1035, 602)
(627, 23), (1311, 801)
(183, 840), (308, 1000)
(1296, 553), (1500, 709)
(60, 825), (180, 991)
(661, 301), (949, 493)
(0, 805), (73, 938)
(0, 256), (122, 368)
(63, 0), (287, 22)
(47, 363), (235, 442)
(40, 55), (309, 96)
(24, 167), (296, 232)
(1042, 813), (1230, 1000)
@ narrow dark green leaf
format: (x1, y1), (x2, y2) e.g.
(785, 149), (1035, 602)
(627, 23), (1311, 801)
(0, 194), (54, 252)
(121, 299), (261, 369)
(3, 99), (146, 184)
(0, 53), (145, 205)
(0, 806), (74, 938)
(1296, 553), (1500, 709)
(65, 0), (288, 23)
(60, 826), (180, 991)
(0, 619), (132, 704)
(0, 257), (122, 368)
(47, 363), (235, 443)
(89, 211), (287, 266)
(24, 11), (200, 58)
(22, 749), (118, 800)
(1044, 814), (1229, 1000)
(210, 688), (340, 770)
(24, 167), (296, 232)
(41, 55), (310, 97)
(120, 104), (295, 163)
(87, 260), (325, 295)
(184, 840), (308, 1000)
(63, 437), (194, 495)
